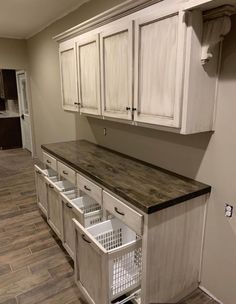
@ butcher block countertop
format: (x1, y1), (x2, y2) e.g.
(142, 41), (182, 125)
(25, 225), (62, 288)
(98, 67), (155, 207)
(42, 140), (211, 214)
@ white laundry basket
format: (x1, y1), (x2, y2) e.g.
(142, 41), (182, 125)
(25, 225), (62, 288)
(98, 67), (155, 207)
(74, 217), (142, 304)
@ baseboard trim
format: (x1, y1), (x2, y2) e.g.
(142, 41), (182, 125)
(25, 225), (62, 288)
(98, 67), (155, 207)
(199, 285), (223, 304)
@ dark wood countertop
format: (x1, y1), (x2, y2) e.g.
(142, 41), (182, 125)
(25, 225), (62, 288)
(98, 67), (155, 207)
(42, 140), (211, 214)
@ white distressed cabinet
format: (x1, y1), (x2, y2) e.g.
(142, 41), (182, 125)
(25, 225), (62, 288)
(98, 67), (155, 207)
(76, 33), (101, 115)
(133, 10), (185, 128)
(55, 0), (233, 134)
(100, 21), (133, 120)
(34, 165), (48, 216)
(47, 182), (63, 238)
(59, 40), (79, 111)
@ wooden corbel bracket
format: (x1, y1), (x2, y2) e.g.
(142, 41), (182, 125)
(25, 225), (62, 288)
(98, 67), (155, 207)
(201, 5), (235, 65)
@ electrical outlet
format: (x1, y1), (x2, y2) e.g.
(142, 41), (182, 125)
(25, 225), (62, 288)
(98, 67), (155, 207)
(225, 204), (233, 217)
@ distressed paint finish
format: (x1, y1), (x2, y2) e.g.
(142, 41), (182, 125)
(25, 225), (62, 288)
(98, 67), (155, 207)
(42, 140), (211, 214)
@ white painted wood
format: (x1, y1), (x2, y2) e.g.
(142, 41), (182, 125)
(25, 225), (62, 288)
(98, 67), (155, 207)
(42, 152), (57, 171)
(77, 173), (102, 204)
(47, 183), (62, 239)
(58, 161), (76, 185)
(34, 165), (48, 216)
(62, 198), (78, 258)
(134, 9), (186, 128)
(141, 195), (207, 303)
(53, 0), (164, 42)
(181, 11), (219, 134)
(76, 33), (101, 115)
(103, 191), (143, 235)
(16, 71), (33, 152)
(100, 20), (133, 120)
(59, 39), (79, 111)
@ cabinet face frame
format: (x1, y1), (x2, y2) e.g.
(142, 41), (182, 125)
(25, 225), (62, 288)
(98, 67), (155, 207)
(76, 33), (101, 116)
(100, 20), (133, 121)
(134, 9), (186, 128)
(59, 40), (79, 112)
(35, 167), (48, 217)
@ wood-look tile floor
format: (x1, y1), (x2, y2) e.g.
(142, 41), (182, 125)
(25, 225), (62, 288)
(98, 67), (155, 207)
(0, 149), (218, 304)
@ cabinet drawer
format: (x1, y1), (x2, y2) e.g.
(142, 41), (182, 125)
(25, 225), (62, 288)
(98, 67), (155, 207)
(58, 161), (76, 184)
(77, 173), (102, 205)
(103, 191), (143, 236)
(43, 152), (57, 171)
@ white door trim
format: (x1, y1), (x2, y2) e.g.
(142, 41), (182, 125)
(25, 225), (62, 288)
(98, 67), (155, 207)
(16, 70), (36, 157)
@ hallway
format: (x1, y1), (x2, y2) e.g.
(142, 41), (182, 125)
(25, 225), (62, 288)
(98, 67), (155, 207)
(0, 149), (217, 304)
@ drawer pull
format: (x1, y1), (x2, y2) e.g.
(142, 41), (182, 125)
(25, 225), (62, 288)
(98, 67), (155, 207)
(46, 160), (51, 164)
(82, 234), (91, 244)
(36, 170), (42, 175)
(114, 207), (125, 216)
(84, 185), (91, 192)
(66, 202), (72, 209)
(62, 170), (68, 175)
(49, 184), (54, 189)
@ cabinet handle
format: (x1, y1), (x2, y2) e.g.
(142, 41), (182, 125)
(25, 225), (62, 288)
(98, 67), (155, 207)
(126, 107), (130, 110)
(36, 170), (42, 175)
(66, 202), (72, 209)
(84, 185), (91, 191)
(49, 184), (54, 189)
(114, 207), (125, 216)
(46, 160), (51, 164)
(74, 102), (81, 105)
(82, 234), (91, 244)
(132, 108), (137, 111)
(62, 170), (68, 175)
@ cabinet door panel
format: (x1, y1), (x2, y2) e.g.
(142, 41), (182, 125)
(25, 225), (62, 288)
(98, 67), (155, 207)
(62, 201), (75, 258)
(59, 41), (78, 112)
(101, 21), (133, 120)
(47, 186), (62, 238)
(134, 11), (185, 127)
(36, 172), (47, 216)
(77, 34), (101, 115)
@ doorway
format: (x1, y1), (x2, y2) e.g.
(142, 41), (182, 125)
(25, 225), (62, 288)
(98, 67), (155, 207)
(16, 71), (33, 153)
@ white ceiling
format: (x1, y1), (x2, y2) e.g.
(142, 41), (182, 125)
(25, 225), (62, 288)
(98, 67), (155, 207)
(0, 0), (89, 39)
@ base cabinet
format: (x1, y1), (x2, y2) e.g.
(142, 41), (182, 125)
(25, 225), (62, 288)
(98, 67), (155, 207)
(47, 184), (62, 239)
(35, 168), (48, 216)
(62, 199), (77, 258)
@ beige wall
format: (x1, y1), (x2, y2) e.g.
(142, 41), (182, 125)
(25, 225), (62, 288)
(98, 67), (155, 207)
(0, 38), (28, 70)
(27, 0), (126, 158)
(26, 2), (236, 303)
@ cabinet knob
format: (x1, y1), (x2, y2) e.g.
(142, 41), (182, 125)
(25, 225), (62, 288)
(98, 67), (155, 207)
(49, 184), (54, 189)
(62, 170), (68, 175)
(132, 108), (137, 111)
(66, 202), (72, 209)
(46, 160), (51, 164)
(126, 107), (130, 111)
(84, 185), (91, 192)
(114, 207), (125, 216)
(82, 234), (91, 244)
(74, 102), (81, 105)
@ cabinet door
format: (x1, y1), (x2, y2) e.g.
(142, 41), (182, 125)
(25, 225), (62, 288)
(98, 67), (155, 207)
(47, 185), (62, 239)
(134, 11), (186, 127)
(100, 21), (133, 120)
(62, 200), (76, 258)
(35, 170), (47, 216)
(76, 33), (101, 116)
(59, 40), (79, 112)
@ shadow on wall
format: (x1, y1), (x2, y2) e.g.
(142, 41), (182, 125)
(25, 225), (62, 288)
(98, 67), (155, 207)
(86, 117), (213, 180)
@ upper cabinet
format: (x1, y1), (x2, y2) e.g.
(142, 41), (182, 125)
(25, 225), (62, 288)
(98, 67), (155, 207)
(134, 11), (185, 128)
(59, 40), (79, 111)
(100, 21), (133, 120)
(76, 33), (101, 116)
(56, 0), (234, 134)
